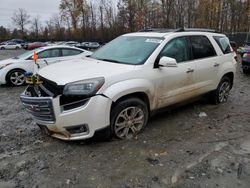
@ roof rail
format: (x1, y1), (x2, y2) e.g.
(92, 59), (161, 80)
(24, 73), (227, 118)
(138, 28), (218, 33)
(178, 28), (218, 33)
(138, 28), (182, 33)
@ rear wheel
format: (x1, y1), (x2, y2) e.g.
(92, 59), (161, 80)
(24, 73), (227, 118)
(243, 69), (249, 74)
(15, 46), (20, 49)
(0, 47), (5, 50)
(209, 76), (232, 105)
(111, 98), (149, 139)
(6, 70), (26, 86)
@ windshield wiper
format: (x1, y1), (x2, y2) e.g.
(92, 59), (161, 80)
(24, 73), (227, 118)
(12, 56), (19, 59)
(97, 58), (122, 64)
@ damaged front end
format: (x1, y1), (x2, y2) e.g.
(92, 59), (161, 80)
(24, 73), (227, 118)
(20, 74), (111, 141)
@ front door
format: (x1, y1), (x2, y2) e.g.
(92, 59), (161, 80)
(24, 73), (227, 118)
(37, 48), (61, 69)
(154, 36), (196, 108)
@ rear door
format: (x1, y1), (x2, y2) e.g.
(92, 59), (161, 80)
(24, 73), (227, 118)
(189, 35), (219, 94)
(60, 48), (84, 61)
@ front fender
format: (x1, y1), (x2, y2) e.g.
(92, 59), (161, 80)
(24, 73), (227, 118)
(102, 79), (156, 110)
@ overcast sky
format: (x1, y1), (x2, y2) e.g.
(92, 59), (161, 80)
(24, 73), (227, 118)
(0, 0), (61, 29)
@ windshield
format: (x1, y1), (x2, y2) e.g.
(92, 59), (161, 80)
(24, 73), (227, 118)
(14, 48), (43, 59)
(91, 36), (163, 65)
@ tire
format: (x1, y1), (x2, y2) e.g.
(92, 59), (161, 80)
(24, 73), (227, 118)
(6, 69), (26, 86)
(1, 47), (5, 50)
(209, 76), (232, 105)
(15, 46), (20, 49)
(243, 69), (249, 74)
(110, 98), (149, 140)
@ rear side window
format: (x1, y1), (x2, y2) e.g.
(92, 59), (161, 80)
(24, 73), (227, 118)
(213, 36), (232, 54)
(160, 37), (191, 63)
(38, 49), (60, 59)
(62, 49), (82, 56)
(190, 36), (216, 59)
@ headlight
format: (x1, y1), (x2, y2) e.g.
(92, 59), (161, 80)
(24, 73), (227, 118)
(0, 63), (12, 70)
(63, 77), (105, 96)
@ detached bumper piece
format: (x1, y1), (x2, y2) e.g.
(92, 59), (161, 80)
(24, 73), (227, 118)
(20, 95), (55, 124)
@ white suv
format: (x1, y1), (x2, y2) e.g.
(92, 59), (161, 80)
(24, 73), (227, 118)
(20, 29), (237, 141)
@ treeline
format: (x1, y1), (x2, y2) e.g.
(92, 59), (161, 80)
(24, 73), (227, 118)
(0, 0), (249, 42)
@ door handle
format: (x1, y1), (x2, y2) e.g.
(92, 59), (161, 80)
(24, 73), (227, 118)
(186, 68), (194, 73)
(214, 63), (220, 67)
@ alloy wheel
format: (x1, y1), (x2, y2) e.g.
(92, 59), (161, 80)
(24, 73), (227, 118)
(218, 81), (230, 103)
(114, 106), (145, 139)
(10, 71), (25, 86)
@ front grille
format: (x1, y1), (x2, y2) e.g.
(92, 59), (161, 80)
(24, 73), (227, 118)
(39, 76), (64, 97)
(20, 95), (55, 123)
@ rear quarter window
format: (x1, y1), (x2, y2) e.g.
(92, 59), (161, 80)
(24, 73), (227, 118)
(62, 49), (82, 56)
(213, 36), (232, 54)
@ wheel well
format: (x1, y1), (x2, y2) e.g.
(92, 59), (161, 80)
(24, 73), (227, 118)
(223, 72), (234, 88)
(111, 92), (151, 114)
(6, 68), (26, 82)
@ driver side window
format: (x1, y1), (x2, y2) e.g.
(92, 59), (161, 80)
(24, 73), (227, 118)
(160, 37), (191, 63)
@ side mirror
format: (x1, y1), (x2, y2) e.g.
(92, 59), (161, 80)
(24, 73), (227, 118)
(159, 57), (178, 67)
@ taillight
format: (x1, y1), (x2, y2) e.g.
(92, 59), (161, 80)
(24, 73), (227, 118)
(243, 53), (250, 58)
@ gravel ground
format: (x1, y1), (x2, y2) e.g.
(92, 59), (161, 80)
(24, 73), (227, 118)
(0, 50), (250, 188)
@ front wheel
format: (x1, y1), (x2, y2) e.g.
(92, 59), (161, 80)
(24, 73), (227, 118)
(111, 98), (149, 140)
(6, 70), (26, 86)
(209, 76), (232, 105)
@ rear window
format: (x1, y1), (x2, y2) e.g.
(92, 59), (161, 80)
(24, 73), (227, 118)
(213, 36), (232, 54)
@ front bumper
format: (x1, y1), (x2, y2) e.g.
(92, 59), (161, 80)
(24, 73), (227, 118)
(0, 70), (7, 85)
(20, 93), (113, 140)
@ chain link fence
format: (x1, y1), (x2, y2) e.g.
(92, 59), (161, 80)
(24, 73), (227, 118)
(225, 32), (250, 46)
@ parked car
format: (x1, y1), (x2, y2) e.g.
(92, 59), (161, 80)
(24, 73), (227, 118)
(76, 42), (100, 50)
(0, 42), (7, 46)
(242, 52), (250, 74)
(0, 42), (22, 50)
(0, 46), (92, 86)
(20, 29), (237, 141)
(10, 39), (25, 43)
(25, 42), (47, 50)
(239, 42), (250, 57)
(64, 41), (79, 47)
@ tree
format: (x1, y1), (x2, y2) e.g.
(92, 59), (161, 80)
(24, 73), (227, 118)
(31, 15), (41, 39)
(0, 26), (10, 41)
(11, 8), (30, 37)
(60, 0), (81, 32)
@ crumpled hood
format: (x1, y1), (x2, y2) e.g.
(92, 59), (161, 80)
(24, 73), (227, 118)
(0, 58), (21, 66)
(38, 58), (136, 85)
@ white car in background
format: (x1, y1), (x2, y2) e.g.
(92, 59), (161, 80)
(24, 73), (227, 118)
(0, 46), (92, 86)
(64, 41), (79, 47)
(0, 42), (22, 50)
